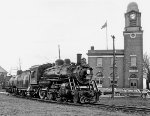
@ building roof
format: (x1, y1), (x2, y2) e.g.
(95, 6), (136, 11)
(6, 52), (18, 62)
(87, 49), (124, 56)
(0, 66), (7, 73)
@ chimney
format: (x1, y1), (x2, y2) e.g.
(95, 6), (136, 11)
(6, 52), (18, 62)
(91, 46), (94, 50)
(77, 54), (82, 65)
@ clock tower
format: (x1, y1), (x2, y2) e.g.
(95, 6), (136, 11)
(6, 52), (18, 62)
(123, 2), (143, 89)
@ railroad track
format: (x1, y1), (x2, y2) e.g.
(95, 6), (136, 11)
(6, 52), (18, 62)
(7, 93), (150, 114)
(91, 103), (150, 113)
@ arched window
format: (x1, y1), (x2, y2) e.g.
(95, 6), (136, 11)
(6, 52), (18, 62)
(130, 74), (137, 78)
(110, 72), (118, 79)
(96, 71), (103, 77)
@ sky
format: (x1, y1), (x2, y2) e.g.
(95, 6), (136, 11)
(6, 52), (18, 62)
(0, 0), (149, 74)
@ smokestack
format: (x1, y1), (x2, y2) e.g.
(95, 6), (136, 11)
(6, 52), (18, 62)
(91, 46), (94, 50)
(77, 54), (82, 65)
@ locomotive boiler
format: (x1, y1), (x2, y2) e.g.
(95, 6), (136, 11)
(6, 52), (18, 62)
(6, 54), (101, 103)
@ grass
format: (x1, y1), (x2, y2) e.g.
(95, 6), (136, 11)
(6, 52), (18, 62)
(99, 96), (150, 108)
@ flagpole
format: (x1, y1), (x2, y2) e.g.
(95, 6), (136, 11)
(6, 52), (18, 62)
(58, 45), (60, 59)
(106, 21), (108, 50)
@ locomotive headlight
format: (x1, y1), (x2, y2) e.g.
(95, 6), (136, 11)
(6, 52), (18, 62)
(87, 69), (90, 74)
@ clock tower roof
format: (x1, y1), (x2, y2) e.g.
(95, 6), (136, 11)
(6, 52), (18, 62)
(127, 2), (139, 12)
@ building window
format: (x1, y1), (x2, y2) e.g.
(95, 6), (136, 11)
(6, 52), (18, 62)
(111, 80), (117, 84)
(97, 58), (102, 67)
(99, 79), (103, 84)
(96, 71), (103, 77)
(110, 72), (119, 79)
(130, 74), (137, 78)
(95, 72), (103, 86)
(96, 79), (103, 85)
(96, 80), (99, 84)
(130, 82), (136, 87)
(0, 73), (4, 76)
(131, 56), (136, 67)
(130, 82), (137, 87)
(134, 83), (136, 86)
(110, 80), (118, 87)
(131, 82), (133, 86)
(31, 71), (35, 78)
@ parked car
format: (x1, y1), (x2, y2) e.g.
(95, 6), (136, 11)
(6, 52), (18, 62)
(120, 88), (142, 97)
(102, 88), (120, 95)
(98, 88), (107, 94)
(99, 88), (123, 95)
(115, 88), (124, 96)
(119, 88), (127, 96)
(103, 88), (113, 95)
(140, 89), (150, 98)
(140, 89), (150, 94)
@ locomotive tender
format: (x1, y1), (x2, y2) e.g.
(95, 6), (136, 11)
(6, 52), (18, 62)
(6, 54), (101, 103)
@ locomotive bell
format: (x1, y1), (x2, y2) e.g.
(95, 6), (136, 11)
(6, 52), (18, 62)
(77, 54), (82, 65)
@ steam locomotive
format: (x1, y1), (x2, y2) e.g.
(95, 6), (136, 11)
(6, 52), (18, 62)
(6, 54), (101, 103)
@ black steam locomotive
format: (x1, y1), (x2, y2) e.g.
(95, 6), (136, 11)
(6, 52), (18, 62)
(6, 54), (101, 103)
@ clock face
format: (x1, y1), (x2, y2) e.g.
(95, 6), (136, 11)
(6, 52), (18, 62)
(130, 33), (136, 38)
(130, 13), (136, 20)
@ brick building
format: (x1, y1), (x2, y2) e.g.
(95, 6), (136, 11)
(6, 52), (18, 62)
(87, 2), (143, 89)
(0, 66), (7, 88)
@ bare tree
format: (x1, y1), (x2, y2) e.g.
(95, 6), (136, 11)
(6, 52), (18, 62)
(143, 53), (150, 89)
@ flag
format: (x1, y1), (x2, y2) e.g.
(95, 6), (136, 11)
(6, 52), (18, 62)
(101, 21), (108, 50)
(101, 21), (107, 29)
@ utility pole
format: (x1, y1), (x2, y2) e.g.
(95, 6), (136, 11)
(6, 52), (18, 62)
(111, 35), (115, 99)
